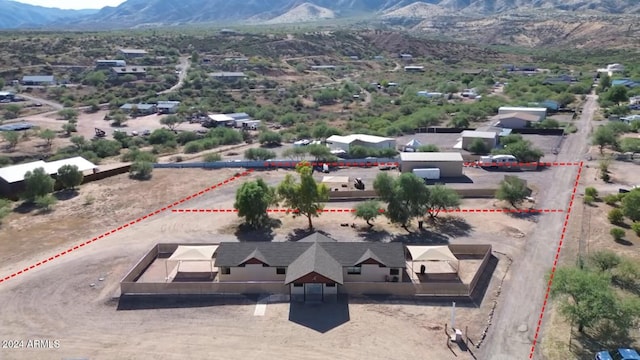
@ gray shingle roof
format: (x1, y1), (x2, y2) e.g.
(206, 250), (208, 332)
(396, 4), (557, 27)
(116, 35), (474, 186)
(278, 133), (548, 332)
(298, 233), (336, 243)
(284, 243), (344, 284)
(355, 249), (385, 266)
(240, 249), (269, 266)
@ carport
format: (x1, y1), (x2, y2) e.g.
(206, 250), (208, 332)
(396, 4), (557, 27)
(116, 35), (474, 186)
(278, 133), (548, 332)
(165, 245), (218, 282)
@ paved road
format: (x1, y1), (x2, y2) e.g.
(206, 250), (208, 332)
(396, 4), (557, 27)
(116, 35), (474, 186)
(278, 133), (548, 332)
(479, 94), (596, 360)
(158, 56), (191, 95)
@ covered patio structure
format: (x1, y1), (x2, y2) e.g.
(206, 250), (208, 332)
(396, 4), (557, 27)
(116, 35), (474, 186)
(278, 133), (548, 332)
(165, 245), (218, 282)
(406, 246), (460, 281)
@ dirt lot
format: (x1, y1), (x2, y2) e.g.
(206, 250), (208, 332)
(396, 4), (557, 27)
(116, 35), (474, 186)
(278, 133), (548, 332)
(0, 165), (547, 360)
(541, 160), (640, 359)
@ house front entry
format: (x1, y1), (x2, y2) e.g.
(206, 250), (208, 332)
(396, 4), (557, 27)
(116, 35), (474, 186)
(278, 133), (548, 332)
(305, 283), (323, 302)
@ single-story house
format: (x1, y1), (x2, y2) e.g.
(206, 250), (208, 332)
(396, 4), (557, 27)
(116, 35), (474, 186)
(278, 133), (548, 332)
(417, 91), (443, 98)
(543, 75), (577, 85)
(326, 134), (396, 152)
(498, 107), (547, 121)
(119, 48), (148, 58)
(0, 91), (15, 102)
(21, 75), (55, 86)
(611, 79), (639, 88)
(120, 103), (157, 115)
(156, 101), (180, 114)
(110, 66), (147, 78)
(493, 112), (543, 129)
(0, 156), (97, 198)
(399, 152), (464, 177)
(96, 59), (126, 69)
(207, 114), (235, 127)
(210, 72), (247, 81)
(400, 53), (412, 60)
(404, 66), (424, 72)
(459, 130), (498, 151)
(310, 65), (337, 70)
(227, 112), (250, 121)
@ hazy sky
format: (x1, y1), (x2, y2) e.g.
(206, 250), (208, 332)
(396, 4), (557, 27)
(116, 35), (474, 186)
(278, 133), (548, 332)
(12, 0), (126, 10)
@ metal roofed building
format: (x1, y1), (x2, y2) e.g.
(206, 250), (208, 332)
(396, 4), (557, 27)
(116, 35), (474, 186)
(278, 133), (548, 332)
(0, 156), (97, 197)
(459, 130), (498, 151)
(156, 101), (181, 114)
(119, 49), (148, 58)
(493, 112), (543, 129)
(399, 152), (464, 177)
(21, 75), (55, 86)
(210, 72), (247, 81)
(498, 107), (547, 121)
(325, 134), (396, 152)
(120, 103), (157, 115)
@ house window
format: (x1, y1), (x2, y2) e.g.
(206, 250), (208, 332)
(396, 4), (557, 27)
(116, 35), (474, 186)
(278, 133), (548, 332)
(276, 267), (286, 275)
(293, 283), (303, 287)
(325, 283), (336, 287)
(347, 266), (362, 275)
(389, 269), (400, 276)
(221, 267), (230, 275)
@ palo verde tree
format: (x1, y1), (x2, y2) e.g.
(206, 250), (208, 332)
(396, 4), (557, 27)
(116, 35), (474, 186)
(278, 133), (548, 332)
(592, 125), (618, 154)
(354, 200), (382, 227)
(23, 167), (55, 203)
(56, 164), (83, 191)
(496, 176), (529, 208)
(425, 185), (461, 219)
(277, 162), (329, 229)
(234, 178), (277, 229)
(373, 172), (430, 231)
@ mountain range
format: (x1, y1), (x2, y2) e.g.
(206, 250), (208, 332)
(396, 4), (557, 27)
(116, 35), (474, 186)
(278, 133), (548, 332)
(1, 0), (640, 29)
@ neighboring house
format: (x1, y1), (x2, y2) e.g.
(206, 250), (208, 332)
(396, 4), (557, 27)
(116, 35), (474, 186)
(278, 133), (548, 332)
(21, 75), (55, 86)
(498, 106), (547, 121)
(119, 48), (148, 58)
(156, 101), (180, 114)
(226, 112), (251, 127)
(120, 103), (157, 115)
(326, 134), (396, 152)
(0, 157), (97, 198)
(0, 91), (15, 102)
(493, 112), (542, 129)
(399, 53), (412, 60)
(95, 59), (126, 69)
(543, 74), (577, 85)
(417, 91), (443, 98)
(611, 78), (640, 88)
(206, 114), (235, 127)
(459, 130), (498, 151)
(461, 88), (478, 99)
(597, 63), (624, 76)
(210, 72), (247, 82)
(629, 96), (640, 105)
(110, 66), (147, 79)
(404, 66), (424, 72)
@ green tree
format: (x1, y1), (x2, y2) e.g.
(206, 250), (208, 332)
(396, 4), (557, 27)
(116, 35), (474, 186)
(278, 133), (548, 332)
(589, 251), (621, 272)
(277, 162), (329, 229)
(592, 126), (617, 154)
(611, 259), (640, 292)
(160, 115), (183, 131)
(355, 200), (382, 227)
(550, 266), (617, 333)
(258, 131), (282, 147)
(283, 147), (308, 160)
(496, 176), (529, 208)
(129, 161), (153, 180)
(373, 172), (430, 230)
(62, 122), (77, 135)
(58, 108), (78, 121)
(3, 104), (22, 119)
(597, 73), (611, 93)
(70, 135), (86, 150)
(425, 185), (461, 219)
(621, 190), (640, 221)
(605, 85), (629, 106)
(245, 148), (276, 160)
(234, 179), (277, 228)
(2, 131), (20, 150)
(34, 194), (57, 211)
(468, 138), (489, 154)
(23, 167), (55, 202)
(417, 144), (439, 152)
(56, 164), (83, 191)
(307, 144), (334, 162)
(39, 129), (56, 148)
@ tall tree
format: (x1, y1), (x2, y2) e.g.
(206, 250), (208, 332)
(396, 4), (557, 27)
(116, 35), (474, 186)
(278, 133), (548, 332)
(23, 167), (55, 202)
(277, 162), (329, 229)
(234, 179), (276, 228)
(592, 125), (617, 154)
(39, 129), (56, 148)
(621, 190), (640, 221)
(160, 115), (183, 131)
(374, 172), (430, 230)
(354, 200), (382, 227)
(496, 176), (529, 208)
(56, 164), (83, 191)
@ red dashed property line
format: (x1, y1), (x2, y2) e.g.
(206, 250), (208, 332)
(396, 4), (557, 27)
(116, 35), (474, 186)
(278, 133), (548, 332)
(172, 208), (564, 214)
(0, 170), (254, 286)
(529, 161), (584, 359)
(463, 162), (581, 167)
(258, 161), (581, 168)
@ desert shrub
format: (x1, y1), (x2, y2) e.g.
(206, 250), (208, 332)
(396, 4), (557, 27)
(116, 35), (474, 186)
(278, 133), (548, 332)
(184, 141), (204, 154)
(610, 227), (625, 241)
(608, 208), (624, 225)
(204, 153), (222, 162)
(632, 222), (640, 237)
(585, 187), (598, 199)
(604, 194), (620, 206)
(584, 195), (594, 205)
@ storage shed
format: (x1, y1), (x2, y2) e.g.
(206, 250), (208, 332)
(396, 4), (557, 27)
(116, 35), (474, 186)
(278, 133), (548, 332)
(326, 134), (396, 152)
(498, 107), (547, 121)
(493, 112), (542, 129)
(460, 130), (498, 151)
(400, 152), (464, 177)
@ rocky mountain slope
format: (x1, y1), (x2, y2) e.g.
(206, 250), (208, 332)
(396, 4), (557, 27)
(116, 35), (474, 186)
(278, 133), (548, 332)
(0, 0), (97, 29)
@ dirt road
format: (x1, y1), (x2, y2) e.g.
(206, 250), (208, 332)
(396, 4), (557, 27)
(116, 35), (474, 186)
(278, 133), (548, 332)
(479, 94), (596, 360)
(157, 56), (191, 95)
(16, 93), (63, 110)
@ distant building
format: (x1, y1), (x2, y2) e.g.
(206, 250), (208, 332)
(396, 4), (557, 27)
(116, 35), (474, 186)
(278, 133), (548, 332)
(399, 152), (464, 177)
(119, 49), (148, 58)
(597, 63), (624, 77)
(498, 107), (547, 121)
(404, 66), (424, 72)
(207, 114), (235, 127)
(493, 112), (543, 129)
(400, 53), (412, 60)
(326, 134), (395, 152)
(543, 74), (577, 85)
(417, 91), (443, 98)
(210, 72), (247, 82)
(110, 66), (147, 78)
(460, 131), (498, 151)
(96, 59), (126, 69)
(310, 65), (337, 70)
(0, 91), (15, 102)
(21, 75), (55, 86)
(120, 103), (157, 115)
(156, 101), (180, 114)
(611, 78), (639, 88)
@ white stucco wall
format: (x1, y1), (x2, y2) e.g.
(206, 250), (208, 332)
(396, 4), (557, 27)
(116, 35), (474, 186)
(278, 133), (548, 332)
(218, 264), (287, 282)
